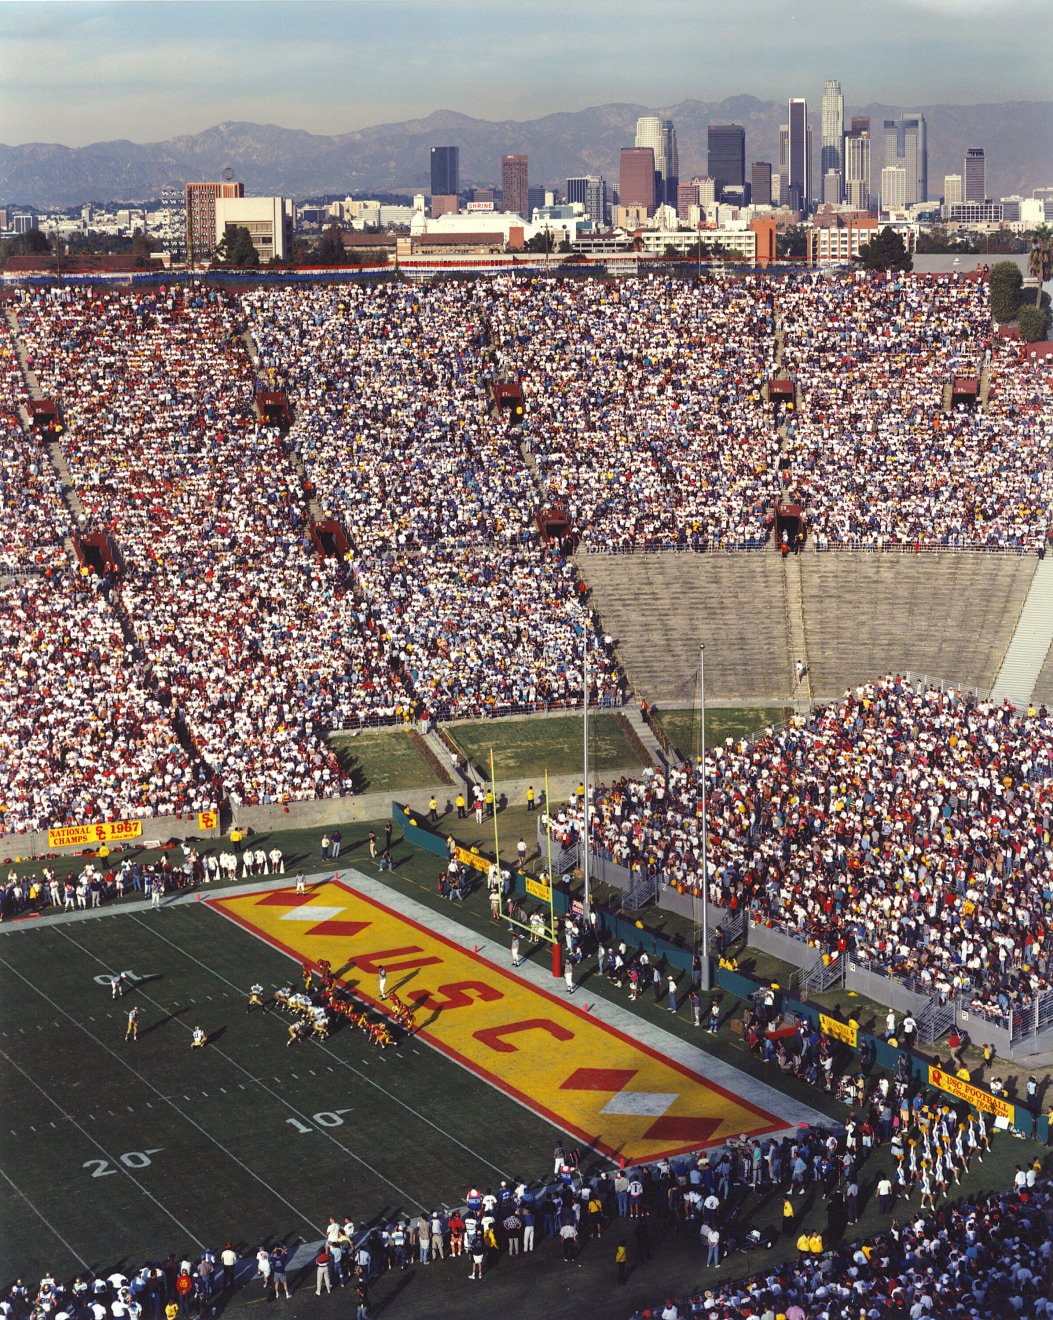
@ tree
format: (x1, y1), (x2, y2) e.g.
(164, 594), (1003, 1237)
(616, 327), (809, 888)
(214, 224), (258, 267)
(13, 227), (51, 255)
(315, 223), (345, 265)
(855, 226), (912, 272)
(777, 227), (808, 261)
(1028, 225), (1053, 308)
(989, 260), (1023, 323)
(1018, 304), (1051, 343)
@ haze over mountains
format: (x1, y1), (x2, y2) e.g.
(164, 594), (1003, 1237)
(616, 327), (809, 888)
(1, 96), (1050, 208)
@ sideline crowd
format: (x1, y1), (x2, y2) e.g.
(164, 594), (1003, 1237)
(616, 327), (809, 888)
(546, 674), (1053, 1020)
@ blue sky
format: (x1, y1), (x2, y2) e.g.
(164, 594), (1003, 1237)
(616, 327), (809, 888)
(0, 0), (1046, 147)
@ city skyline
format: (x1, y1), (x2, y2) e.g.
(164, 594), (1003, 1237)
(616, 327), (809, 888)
(0, 0), (1046, 150)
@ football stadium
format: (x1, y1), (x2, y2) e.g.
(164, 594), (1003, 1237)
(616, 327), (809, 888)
(1, 268), (1052, 1320)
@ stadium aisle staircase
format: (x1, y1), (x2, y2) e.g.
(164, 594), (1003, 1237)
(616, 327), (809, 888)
(990, 556), (1053, 705)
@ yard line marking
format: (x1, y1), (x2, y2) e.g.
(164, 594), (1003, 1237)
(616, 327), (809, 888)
(52, 929), (428, 1214)
(0, 951), (324, 1236)
(0, 1164), (91, 1270)
(0, 1046), (202, 1247)
(163, 902), (510, 1178)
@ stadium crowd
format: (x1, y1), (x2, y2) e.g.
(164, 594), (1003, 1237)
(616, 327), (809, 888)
(780, 272), (1053, 550)
(0, 327), (71, 572)
(645, 1179), (1052, 1320)
(491, 276), (781, 550)
(1, 270), (1051, 827)
(547, 673), (1053, 1021)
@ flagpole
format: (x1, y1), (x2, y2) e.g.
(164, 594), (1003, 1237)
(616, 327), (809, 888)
(490, 748), (500, 864)
(546, 768), (560, 978)
(699, 644), (710, 992)
(583, 626), (590, 920)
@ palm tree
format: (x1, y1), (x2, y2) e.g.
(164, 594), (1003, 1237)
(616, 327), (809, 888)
(1028, 225), (1052, 307)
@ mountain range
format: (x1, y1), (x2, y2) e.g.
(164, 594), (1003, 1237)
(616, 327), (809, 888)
(2, 97), (1051, 209)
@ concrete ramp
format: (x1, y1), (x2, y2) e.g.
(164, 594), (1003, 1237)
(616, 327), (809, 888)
(990, 557), (1053, 705)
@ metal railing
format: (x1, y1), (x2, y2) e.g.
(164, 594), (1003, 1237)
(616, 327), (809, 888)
(579, 537), (770, 555)
(623, 871), (659, 910)
(801, 954), (846, 996)
(811, 538), (1037, 556)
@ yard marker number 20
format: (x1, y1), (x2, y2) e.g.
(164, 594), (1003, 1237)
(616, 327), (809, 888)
(84, 1149), (164, 1176)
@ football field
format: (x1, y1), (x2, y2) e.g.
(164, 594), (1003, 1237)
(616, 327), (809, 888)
(0, 869), (802, 1285)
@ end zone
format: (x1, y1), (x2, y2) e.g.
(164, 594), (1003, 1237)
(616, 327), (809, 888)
(206, 879), (790, 1164)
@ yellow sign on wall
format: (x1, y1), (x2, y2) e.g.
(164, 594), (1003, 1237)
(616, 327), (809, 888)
(819, 1013), (858, 1049)
(48, 819), (143, 849)
(928, 1066), (1015, 1120)
(525, 876), (552, 903)
(455, 845), (490, 874)
(198, 811), (219, 832)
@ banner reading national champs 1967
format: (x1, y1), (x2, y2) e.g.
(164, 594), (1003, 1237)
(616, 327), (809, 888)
(47, 819), (143, 849)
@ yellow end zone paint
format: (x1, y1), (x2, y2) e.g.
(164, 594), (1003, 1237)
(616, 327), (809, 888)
(207, 879), (785, 1163)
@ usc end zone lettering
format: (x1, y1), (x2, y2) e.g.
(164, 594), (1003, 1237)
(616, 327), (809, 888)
(48, 819), (143, 849)
(206, 878), (787, 1162)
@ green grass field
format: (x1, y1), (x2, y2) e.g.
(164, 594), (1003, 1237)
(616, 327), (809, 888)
(1, 823), (1048, 1320)
(655, 707), (786, 763)
(450, 713), (645, 781)
(329, 728), (443, 793)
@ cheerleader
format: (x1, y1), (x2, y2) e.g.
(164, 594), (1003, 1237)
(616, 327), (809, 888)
(932, 1149), (947, 1199)
(976, 1108), (990, 1154)
(954, 1124), (968, 1178)
(966, 1115), (982, 1164)
(919, 1161), (934, 1211)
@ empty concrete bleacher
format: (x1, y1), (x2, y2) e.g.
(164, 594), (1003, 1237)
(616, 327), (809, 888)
(582, 550), (1037, 708)
(580, 553), (795, 703)
(800, 553), (1036, 701)
(1028, 620), (1053, 708)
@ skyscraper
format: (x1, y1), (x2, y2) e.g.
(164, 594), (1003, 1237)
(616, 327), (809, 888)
(566, 175), (608, 225)
(501, 154), (529, 217)
(845, 117), (871, 210)
(787, 98), (809, 211)
(882, 115), (927, 205)
(964, 148), (986, 203)
(751, 162), (773, 208)
(708, 124), (745, 199)
(944, 174), (963, 206)
(430, 146), (459, 197)
(186, 179), (243, 261)
(619, 147), (657, 215)
(881, 166), (907, 210)
(820, 80), (845, 191)
(634, 117), (679, 206)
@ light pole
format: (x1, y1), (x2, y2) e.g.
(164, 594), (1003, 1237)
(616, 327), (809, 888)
(697, 644), (710, 991)
(582, 622), (591, 920)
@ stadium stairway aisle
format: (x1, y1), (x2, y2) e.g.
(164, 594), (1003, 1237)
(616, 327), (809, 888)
(990, 555), (1053, 705)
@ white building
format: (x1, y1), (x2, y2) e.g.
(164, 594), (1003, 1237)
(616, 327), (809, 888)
(881, 165), (907, 211)
(214, 196), (294, 262)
